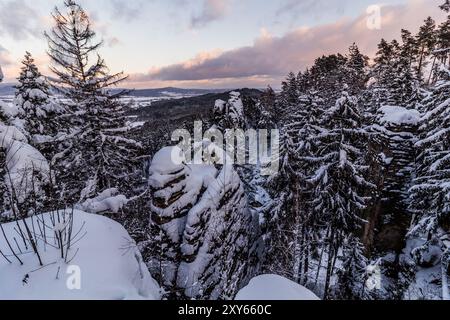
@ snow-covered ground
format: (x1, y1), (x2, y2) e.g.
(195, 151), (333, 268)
(235, 274), (320, 300)
(0, 210), (161, 300)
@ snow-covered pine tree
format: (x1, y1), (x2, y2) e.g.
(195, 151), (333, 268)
(410, 58), (450, 265)
(368, 39), (397, 109)
(407, 4), (450, 300)
(45, 0), (143, 203)
(308, 54), (348, 108)
(401, 29), (419, 68)
(345, 43), (369, 94)
(265, 91), (325, 284)
(416, 17), (437, 81)
(430, 10), (450, 84)
(280, 71), (299, 108)
(253, 85), (277, 128)
(264, 124), (300, 280)
(336, 235), (369, 299)
(308, 87), (374, 299)
(14, 52), (63, 151)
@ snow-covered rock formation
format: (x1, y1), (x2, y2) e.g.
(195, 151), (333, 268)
(147, 146), (255, 299)
(213, 91), (246, 129)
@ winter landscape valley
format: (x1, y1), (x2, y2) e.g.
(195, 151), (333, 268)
(1, 0), (450, 303)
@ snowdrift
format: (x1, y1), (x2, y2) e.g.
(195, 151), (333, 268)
(0, 210), (161, 300)
(235, 274), (320, 300)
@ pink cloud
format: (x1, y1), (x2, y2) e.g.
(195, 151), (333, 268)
(128, 0), (446, 88)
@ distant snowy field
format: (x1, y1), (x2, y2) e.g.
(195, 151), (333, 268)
(0, 211), (161, 300)
(0, 86), (217, 109)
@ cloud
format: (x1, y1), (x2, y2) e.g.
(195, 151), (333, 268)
(276, 0), (349, 17)
(107, 37), (121, 47)
(0, 46), (12, 67)
(0, 48), (51, 83)
(130, 0), (445, 88)
(190, 0), (230, 28)
(0, 0), (41, 40)
(109, 0), (147, 22)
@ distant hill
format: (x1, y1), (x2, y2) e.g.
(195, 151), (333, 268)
(0, 84), (226, 98)
(124, 87), (225, 98)
(130, 88), (263, 121)
(0, 83), (15, 96)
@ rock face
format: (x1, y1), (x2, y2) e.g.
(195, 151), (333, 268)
(213, 92), (246, 129)
(147, 146), (256, 299)
(364, 106), (419, 254)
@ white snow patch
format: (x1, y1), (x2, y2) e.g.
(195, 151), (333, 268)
(0, 125), (50, 202)
(0, 210), (161, 300)
(77, 188), (129, 214)
(235, 274), (320, 300)
(379, 106), (420, 126)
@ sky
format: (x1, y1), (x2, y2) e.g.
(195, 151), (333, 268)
(0, 0), (447, 89)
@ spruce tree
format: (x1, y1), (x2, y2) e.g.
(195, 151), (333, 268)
(345, 43), (369, 94)
(14, 52), (62, 146)
(280, 71), (299, 108)
(257, 85), (277, 128)
(416, 17), (437, 81)
(45, 0), (143, 203)
(410, 64), (450, 241)
(337, 236), (369, 299)
(401, 29), (419, 68)
(308, 88), (373, 299)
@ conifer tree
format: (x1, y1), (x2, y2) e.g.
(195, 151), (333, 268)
(410, 61), (450, 244)
(14, 52), (62, 147)
(45, 0), (143, 203)
(280, 71), (299, 108)
(416, 17), (437, 81)
(308, 88), (374, 299)
(337, 236), (369, 299)
(345, 43), (369, 94)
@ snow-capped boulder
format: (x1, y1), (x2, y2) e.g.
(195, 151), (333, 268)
(235, 274), (320, 300)
(378, 105), (420, 126)
(0, 210), (161, 300)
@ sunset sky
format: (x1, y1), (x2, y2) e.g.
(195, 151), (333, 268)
(0, 0), (447, 89)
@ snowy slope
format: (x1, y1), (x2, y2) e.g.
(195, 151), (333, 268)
(0, 210), (161, 300)
(235, 274), (320, 300)
(0, 124), (50, 203)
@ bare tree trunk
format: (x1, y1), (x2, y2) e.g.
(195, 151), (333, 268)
(417, 46), (426, 81)
(323, 228), (336, 300)
(0, 223), (22, 265)
(428, 56), (437, 85)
